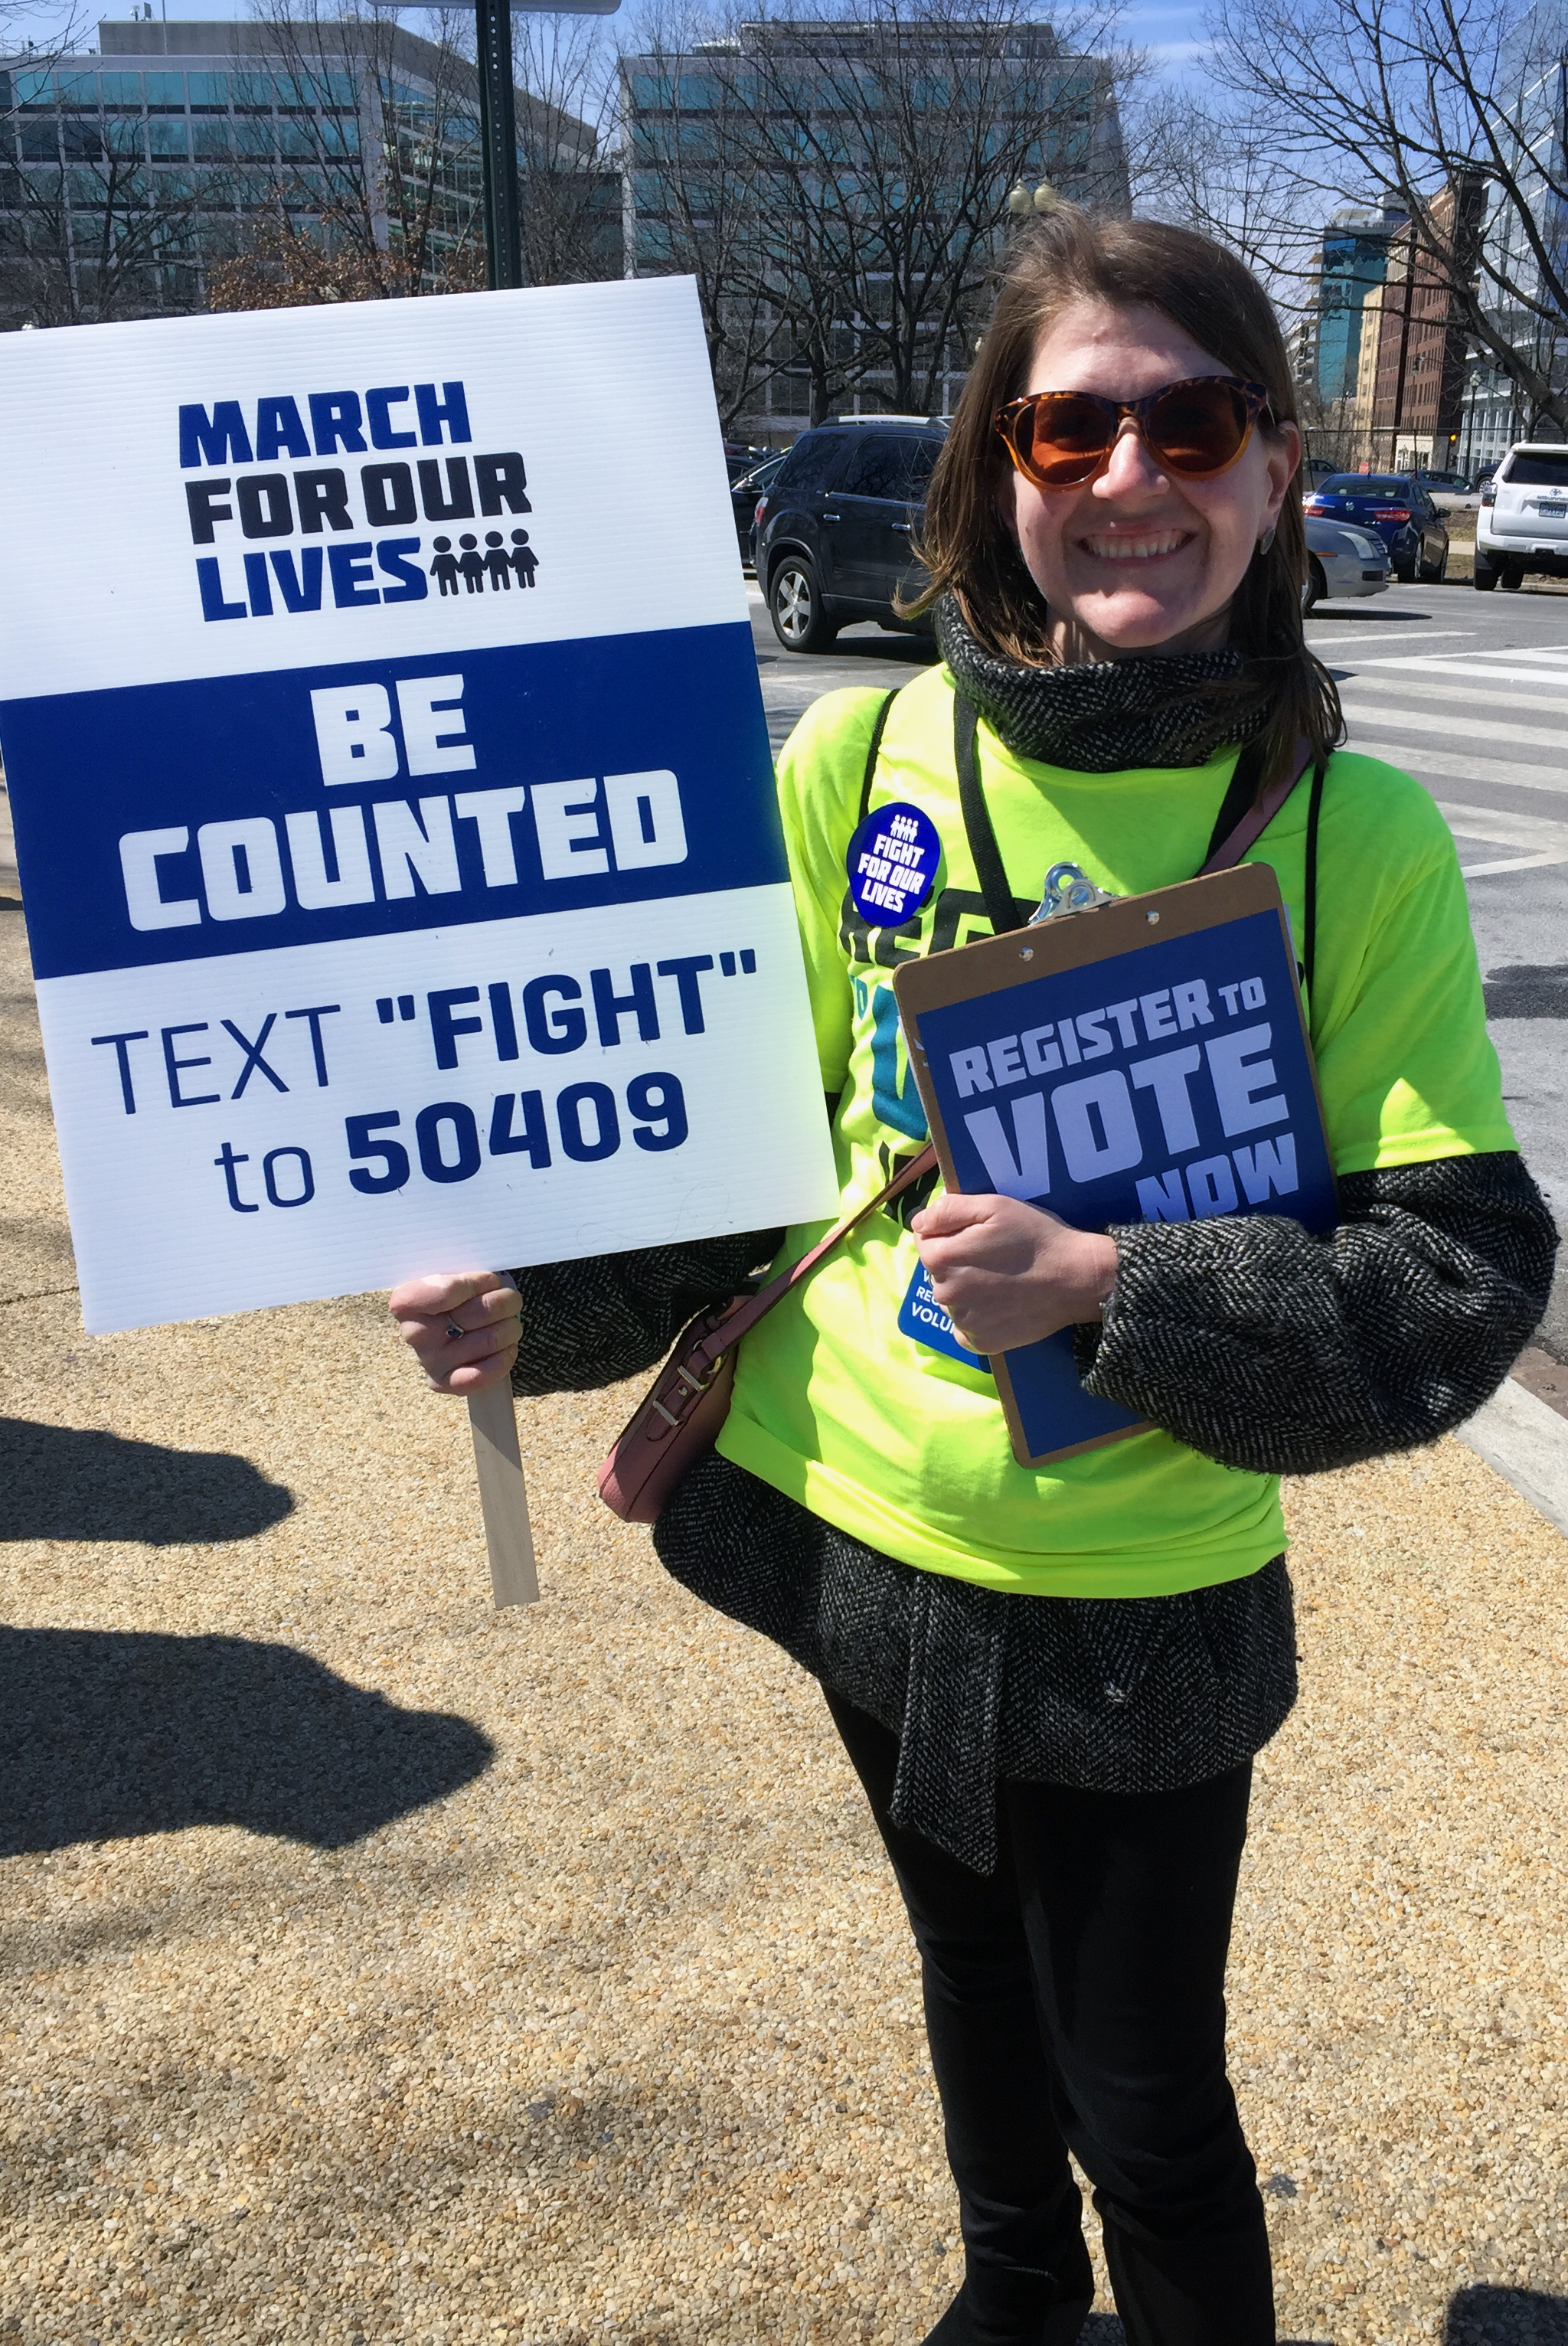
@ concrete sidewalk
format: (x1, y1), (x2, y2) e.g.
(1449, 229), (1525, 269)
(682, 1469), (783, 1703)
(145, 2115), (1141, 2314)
(1, 897), (1565, 2346)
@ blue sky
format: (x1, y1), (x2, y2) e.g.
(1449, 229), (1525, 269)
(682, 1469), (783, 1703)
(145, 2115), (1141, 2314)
(1117, 0), (1210, 65)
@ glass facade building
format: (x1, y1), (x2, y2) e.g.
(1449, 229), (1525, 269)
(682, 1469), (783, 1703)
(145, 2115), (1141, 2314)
(1313, 202), (1408, 406)
(0, 15), (616, 325)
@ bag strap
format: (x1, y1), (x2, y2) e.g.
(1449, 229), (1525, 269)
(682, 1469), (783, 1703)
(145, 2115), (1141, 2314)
(1197, 736), (1318, 874)
(1199, 737), (1269, 867)
(683, 1141), (939, 1372)
(1199, 737), (1328, 1000)
(664, 730), (1329, 1384)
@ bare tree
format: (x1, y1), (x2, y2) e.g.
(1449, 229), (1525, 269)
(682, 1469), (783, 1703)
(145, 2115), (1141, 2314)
(1204, 0), (1568, 435)
(206, 189), (485, 306)
(0, 84), (218, 324)
(0, 0), (90, 64)
(619, 1), (791, 426)
(1132, 90), (1318, 299)
(622, 0), (1133, 432)
(219, 2), (617, 304)
(513, 8), (622, 286)
(0, 0), (195, 325)
(239, 0), (488, 291)
(735, 0), (1131, 419)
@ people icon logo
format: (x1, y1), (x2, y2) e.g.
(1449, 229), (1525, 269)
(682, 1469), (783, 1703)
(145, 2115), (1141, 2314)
(431, 528), (539, 596)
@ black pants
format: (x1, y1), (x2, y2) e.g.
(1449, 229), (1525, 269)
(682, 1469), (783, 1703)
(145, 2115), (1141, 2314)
(825, 1690), (1275, 2346)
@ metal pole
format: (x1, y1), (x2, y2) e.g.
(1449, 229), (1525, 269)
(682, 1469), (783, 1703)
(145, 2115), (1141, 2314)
(475, 0), (522, 289)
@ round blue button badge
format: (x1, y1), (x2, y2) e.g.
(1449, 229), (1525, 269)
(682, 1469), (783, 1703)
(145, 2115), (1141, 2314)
(847, 800), (942, 926)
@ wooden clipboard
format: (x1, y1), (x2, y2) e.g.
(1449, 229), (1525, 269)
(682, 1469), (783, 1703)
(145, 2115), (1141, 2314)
(893, 861), (1334, 1469)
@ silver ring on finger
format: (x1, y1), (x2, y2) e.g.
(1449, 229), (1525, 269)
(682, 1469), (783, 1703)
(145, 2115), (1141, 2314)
(446, 1321), (464, 1341)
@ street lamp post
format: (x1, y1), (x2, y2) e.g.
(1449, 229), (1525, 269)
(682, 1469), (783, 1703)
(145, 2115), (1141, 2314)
(1462, 368), (1481, 479)
(1007, 176), (1058, 220)
(475, 0), (523, 289)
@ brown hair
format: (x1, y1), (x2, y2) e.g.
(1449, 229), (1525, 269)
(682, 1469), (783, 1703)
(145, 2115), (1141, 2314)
(911, 210), (1343, 789)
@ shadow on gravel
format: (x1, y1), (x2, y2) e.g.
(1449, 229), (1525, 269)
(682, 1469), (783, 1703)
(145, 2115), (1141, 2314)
(0, 1628), (494, 1854)
(1483, 965), (1568, 1020)
(1447, 2288), (1568, 2344)
(1079, 2282), (1568, 2346)
(1, 1416), (295, 1544)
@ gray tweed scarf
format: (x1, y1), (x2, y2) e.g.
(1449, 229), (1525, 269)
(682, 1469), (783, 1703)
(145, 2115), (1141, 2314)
(935, 594), (1272, 772)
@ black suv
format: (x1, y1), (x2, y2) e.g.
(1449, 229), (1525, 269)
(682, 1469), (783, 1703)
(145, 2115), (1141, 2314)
(753, 419), (947, 652)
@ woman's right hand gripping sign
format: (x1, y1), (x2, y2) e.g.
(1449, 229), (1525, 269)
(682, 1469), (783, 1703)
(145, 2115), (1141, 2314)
(388, 1272), (522, 1397)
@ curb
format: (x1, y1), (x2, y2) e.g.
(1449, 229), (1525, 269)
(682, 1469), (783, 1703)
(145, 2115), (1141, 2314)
(1457, 1376), (1568, 1537)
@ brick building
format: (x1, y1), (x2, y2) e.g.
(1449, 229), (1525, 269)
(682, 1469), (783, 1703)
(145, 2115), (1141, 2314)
(1359, 177), (1485, 471)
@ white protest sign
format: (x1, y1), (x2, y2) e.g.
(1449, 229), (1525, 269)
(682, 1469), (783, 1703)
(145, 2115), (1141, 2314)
(0, 279), (838, 1335)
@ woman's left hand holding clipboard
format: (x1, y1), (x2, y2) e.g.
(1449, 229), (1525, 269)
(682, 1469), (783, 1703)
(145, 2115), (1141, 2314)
(912, 1193), (1119, 1355)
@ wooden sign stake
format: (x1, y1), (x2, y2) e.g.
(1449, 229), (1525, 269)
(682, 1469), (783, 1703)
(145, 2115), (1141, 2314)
(466, 1384), (538, 1609)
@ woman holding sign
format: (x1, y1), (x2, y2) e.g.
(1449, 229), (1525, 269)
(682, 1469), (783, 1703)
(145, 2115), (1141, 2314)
(393, 214), (1553, 2345)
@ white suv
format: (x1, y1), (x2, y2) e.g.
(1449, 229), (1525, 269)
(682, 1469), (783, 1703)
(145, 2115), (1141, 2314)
(1475, 442), (1568, 590)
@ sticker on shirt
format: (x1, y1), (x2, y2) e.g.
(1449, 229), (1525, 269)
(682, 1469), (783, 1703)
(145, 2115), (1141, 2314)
(898, 1261), (990, 1371)
(847, 801), (941, 926)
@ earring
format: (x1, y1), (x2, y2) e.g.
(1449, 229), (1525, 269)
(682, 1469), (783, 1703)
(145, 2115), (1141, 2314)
(1257, 524), (1277, 554)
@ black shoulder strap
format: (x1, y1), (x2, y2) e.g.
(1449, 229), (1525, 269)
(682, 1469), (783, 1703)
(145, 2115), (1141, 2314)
(1201, 737), (1269, 865)
(1303, 759), (1325, 1002)
(953, 691), (1029, 936)
(856, 688), (900, 824)
(1200, 737), (1325, 1003)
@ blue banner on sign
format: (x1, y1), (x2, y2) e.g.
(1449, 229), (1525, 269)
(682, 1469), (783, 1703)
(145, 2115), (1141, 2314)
(2, 619), (780, 981)
(915, 907), (1334, 1460)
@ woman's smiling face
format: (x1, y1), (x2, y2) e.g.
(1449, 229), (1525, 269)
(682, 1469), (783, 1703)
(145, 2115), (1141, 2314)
(1010, 298), (1299, 662)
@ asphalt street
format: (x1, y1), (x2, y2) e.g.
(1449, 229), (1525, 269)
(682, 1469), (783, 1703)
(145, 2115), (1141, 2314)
(747, 578), (1568, 1352)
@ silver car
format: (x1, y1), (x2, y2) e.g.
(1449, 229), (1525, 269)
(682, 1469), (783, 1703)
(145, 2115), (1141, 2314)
(1303, 516), (1392, 612)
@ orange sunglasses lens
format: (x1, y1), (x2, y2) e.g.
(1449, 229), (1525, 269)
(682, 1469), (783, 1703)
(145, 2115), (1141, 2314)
(1007, 379), (1256, 486)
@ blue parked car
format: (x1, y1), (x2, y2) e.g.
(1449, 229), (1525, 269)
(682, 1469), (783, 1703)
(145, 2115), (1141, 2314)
(1301, 473), (1450, 583)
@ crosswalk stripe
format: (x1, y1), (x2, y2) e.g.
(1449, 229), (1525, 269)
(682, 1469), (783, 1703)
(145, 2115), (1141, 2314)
(1436, 799), (1568, 849)
(1338, 701), (1568, 753)
(1460, 850), (1568, 877)
(1344, 742), (1568, 796)
(1305, 628), (1473, 649)
(1435, 799), (1568, 877)
(1339, 673), (1568, 716)
(1339, 657), (1568, 686)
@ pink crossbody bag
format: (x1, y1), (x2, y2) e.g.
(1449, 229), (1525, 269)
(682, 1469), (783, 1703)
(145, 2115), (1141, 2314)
(596, 1142), (939, 1523)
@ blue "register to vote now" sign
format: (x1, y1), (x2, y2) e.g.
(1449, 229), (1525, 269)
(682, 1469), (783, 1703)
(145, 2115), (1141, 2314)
(909, 901), (1336, 1463)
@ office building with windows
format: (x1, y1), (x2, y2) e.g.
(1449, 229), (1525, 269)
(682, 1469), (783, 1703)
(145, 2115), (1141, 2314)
(0, 15), (616, 326)
(1308, 201), (1408, 407)
(621, 16), (1127, 437)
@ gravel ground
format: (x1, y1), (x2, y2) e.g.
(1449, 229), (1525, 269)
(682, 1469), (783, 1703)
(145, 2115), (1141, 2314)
(2, 896), (1566, 2346)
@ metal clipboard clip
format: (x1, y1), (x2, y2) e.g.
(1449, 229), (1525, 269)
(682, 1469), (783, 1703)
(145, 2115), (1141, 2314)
(1029, 862), (1121, 925)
